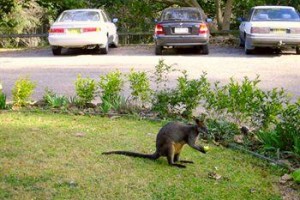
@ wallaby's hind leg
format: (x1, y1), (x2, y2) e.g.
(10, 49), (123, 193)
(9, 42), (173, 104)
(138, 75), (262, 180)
(167, 148), (186, 168)
(174, 153), (194, 164)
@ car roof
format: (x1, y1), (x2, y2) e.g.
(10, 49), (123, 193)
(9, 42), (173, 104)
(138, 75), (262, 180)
(253, 6), (295, 10)
(62, 9), (103, 12)
(163, 7), (202, 11)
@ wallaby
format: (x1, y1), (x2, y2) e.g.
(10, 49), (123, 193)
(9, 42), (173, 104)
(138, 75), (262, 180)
(102, 118), (208, 168)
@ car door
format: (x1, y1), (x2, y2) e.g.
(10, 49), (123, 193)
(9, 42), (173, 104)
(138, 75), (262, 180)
(100, 11), (117, 44)
(240, 9), (254, 40)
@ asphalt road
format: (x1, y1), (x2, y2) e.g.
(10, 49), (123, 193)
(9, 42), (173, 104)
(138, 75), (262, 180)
(0, 45), (299, 102)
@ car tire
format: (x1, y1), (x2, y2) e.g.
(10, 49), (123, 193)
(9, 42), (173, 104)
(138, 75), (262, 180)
(52, 46), (62, 55)
(201, 45), (209, 55)
(239, 37), (245, 47)
(155, 45), (163, 55)
(100, 42), (109, 54)
(296, 47), (300, 55)
(245, 36), (254, 55)
(111, 35), (119, 48)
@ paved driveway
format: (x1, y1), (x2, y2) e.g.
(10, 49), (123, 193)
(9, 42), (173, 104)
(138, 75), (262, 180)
(0, 45), (299, 102)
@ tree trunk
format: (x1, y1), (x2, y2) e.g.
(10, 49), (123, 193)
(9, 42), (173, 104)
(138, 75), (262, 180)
(215, 0), (223, 29)
(222, 0), (234, 31)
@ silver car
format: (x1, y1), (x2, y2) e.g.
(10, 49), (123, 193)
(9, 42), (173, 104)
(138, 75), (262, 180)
(239, 6), (300, 54)
(154, 7), (210, 55)
(48, 9), (118, 55)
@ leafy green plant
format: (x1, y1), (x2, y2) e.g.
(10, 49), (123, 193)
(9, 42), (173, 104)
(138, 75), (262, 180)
(204, 76), (290, 130)
(257, 130), (282, 151)
(0, 82), (6, 109)
(128, 69), (151, 104)
(75, 74), (96, 107)
(152, 59), (177, 90)
(152, 65), (211, 119)
(11, 77), (36, 107)
(291, 169), (300, 183)
(68, 96), (80, 106)
(151, 89), (175, 117)
(207, 119), (240, 141)
(98, 70), (124, 113)
(172, 71), (210, 118)
(255, 88), (290, 129)
(43, 89), (68, 109)
(257, 99), (300, 156)
(205, 76), (264, 125)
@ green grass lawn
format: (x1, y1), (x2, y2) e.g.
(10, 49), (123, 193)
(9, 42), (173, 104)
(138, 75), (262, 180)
(0, 111), (285, 200)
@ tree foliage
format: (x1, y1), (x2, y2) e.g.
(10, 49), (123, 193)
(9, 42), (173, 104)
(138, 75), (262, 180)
(0, 0), (299, 46)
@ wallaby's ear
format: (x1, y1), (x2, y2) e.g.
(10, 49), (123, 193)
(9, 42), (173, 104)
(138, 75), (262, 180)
(195, 118), (208, 134)
(194, 118), (204, 127)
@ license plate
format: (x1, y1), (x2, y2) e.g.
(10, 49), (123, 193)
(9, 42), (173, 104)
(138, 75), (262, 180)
(67, 28), (81, 34)
(174, 27), (189, 34)
(272, 29), (286, 34)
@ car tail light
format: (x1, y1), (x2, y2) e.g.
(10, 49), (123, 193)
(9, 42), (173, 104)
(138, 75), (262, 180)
(199, 23), (208, 34)
(290, 28), (300, 34)
(251, 27), (270, 34)
(49, 28), (65, 33)
(155, 24), (165, 35)
(82, 27), (100, 32)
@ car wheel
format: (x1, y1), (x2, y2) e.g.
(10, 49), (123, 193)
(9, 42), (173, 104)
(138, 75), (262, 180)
(201, 45), (209, 55)
(100, 41), (109, 54)
(244, 36), (254, 55)
(155, 45), (163, 55)
(239, 37), (245, 47)
(296, 47), (300, 55)
(110, 35), (119, 48)
(52, 46), (62, 55)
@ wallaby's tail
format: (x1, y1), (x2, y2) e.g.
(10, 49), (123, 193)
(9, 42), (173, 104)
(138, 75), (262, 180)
(102, 151), (159, 160)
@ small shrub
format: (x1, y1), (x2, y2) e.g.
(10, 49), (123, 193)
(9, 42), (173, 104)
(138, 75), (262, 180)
(128, 69), (151, 104)
(207, 119), (240, 141)
(151, 90), (175, 117)
(257, 99), (300, 156)
(75, 74), (96, 107)
(98, 70), (124, 113)
(292, 169), (300, 183)
(254, 88), (290, 129)
(205, 76), (265, 125)
(152, 59), (176, 90)
(43, 89), (68, 108)
(151, 60), (211, 119)
(0, 83), (6, 109)
(11, 77), (36, 107)
(172, 71), (210, 118)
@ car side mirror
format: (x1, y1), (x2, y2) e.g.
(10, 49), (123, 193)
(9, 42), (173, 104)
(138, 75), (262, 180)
(206, 18), (213, 23)
(112, 18), (118, 23)
(237, 17), (246, 22)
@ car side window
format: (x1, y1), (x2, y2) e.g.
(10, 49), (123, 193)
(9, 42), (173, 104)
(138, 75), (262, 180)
(246, 9), (254, 21)
(100, 11), (108, 22)
(103, 11), (111, 22)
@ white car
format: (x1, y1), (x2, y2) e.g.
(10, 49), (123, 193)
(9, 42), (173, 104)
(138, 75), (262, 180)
(239, 6), (300, 54)
(48, 9), (118, 55)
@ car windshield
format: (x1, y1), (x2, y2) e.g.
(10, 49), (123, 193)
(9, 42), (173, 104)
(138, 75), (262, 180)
(58, 11), (100, 22)
(252, 8), (300, 21)
(161, 9), (202, 21)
